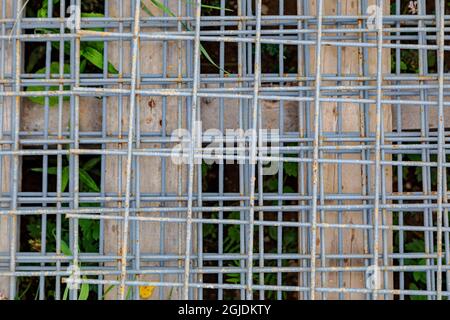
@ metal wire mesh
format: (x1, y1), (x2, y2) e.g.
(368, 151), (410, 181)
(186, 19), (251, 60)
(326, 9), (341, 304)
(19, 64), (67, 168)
(0, 0), (449, 300)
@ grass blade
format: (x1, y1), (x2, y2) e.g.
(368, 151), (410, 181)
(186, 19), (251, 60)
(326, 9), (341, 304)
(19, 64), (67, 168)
(82, 157), (101, 171)
(184, 0), (233, 12)
(149, 0), (176, 17)
(81, 46), (118, 74)
(61, 166), (70, 193)
(62, 285), (69, 300)
(81, 12), (105, 18)
(102, 285), (116, 299)
(26, 62), (71, 106)
(78, 277), (90, 300)
(145, 0), (230, 74)
(200, 44), (229, 75)
(141, 2), (154, 16)
(60, 238), (73, 257)
(79, 168), (100, 192)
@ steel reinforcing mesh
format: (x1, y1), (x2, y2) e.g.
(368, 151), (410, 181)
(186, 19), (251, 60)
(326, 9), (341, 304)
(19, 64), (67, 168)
(0, 0), (449, 300)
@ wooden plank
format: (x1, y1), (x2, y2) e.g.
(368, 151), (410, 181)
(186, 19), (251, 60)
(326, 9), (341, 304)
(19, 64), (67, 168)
(201, 83), (299, 132)
(104, 0), (187, 300)
(0, 0), (13, 300)
(201, 0), (393, 299)
(20, 98), (102, 134)
(392, 81), (450, 130)
(307, 0), (392, 299)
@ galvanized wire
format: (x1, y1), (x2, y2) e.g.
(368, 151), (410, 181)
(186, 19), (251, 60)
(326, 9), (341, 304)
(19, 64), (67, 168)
(0, 0), (449, 300)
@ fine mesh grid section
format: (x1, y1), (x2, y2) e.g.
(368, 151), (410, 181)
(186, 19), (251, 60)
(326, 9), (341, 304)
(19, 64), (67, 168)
(0, 0), (449, 300)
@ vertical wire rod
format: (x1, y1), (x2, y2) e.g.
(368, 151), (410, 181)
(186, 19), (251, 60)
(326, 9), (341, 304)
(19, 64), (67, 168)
(372, 0), (384, 300)
(246, 0), (263, 300)
(183, 0), (202, 300)
(436, 0), (445, 301)
(9, 0), (23, 299)
(310, 0), (324, 300)
(119, 0), (141, 301)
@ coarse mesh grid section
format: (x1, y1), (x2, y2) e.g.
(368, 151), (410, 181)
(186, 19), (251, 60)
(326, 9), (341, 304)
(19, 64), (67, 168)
(0, 0), (449, 300)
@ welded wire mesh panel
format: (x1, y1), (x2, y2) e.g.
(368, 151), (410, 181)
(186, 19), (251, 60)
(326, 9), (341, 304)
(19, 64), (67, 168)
(0, 0), (449, 300)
